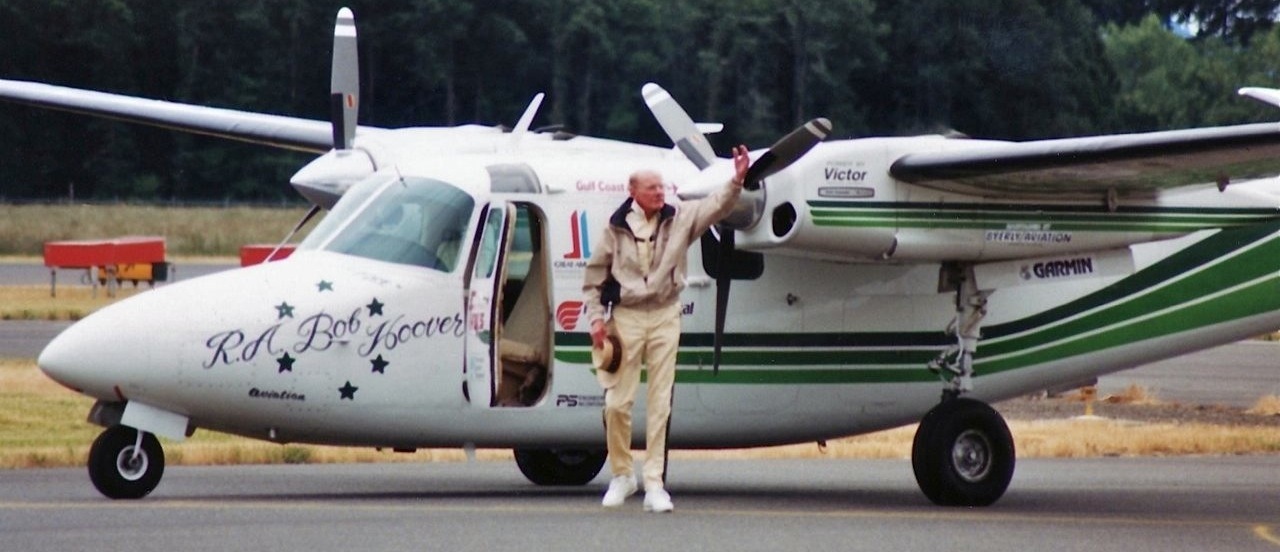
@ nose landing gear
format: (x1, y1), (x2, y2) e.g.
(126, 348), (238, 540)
(88, 425), (165, 499)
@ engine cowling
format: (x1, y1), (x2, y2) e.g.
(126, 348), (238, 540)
(732, 137), (1280, 264)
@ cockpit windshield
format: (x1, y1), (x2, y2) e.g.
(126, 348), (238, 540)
(298, 174), (475, 271)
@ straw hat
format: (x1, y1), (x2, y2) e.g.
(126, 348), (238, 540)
(592, 334), (623, 388)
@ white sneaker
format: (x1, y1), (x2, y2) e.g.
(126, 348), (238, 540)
(601, 475), (637, 508)
(643, 487), (674, 513)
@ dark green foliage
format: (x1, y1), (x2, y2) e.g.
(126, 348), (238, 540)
(0, 0), (1274, 201)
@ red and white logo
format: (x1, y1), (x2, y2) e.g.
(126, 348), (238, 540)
(556, 300), (586, 330)
(563, 211), (592, 260)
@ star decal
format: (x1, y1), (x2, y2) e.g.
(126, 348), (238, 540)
(370, 354), (389, 374)
(275, 302), (295, 319)
(338, 381), (358, 400)
(316, 280), (334, 292)
(277, 353), (296, 373)
(367, 298), (384, 317)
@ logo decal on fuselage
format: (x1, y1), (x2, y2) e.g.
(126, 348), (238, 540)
(555, 210), (592, 270)
(203, 304), (465, 369)
(556, 300), (586, 330)
(1020, 256), (1096, 281)
(986, 223), (1072, 245)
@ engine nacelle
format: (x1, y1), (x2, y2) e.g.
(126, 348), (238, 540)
(734, 139), (905, 261)
(733, 137), (1280, 263)
(290, 148), (376, 209)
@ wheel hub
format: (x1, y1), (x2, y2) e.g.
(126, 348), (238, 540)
(115, 447), (149, 481)
(951, 429), (992, 483)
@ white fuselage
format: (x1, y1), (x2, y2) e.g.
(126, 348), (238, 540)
(38, 133), (1280, 451)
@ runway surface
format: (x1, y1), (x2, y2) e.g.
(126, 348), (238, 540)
(0, 261), (235, 287)
(3, 458), (1280, 551)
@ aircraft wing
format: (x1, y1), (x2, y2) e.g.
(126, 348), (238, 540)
(0, 79), (339, 154)
(889, 122), (1280, 198)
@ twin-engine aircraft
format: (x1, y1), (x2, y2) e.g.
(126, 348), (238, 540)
(8, 8), (1280, 506)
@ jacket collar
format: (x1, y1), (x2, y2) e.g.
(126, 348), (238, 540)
(609, 198), (676, 232)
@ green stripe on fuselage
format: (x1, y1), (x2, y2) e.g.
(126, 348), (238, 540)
(809, 201), (1280, 233)
(553, 221), (1280, 384)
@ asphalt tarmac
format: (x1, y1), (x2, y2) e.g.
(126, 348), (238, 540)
(3, 458), (1280, 552)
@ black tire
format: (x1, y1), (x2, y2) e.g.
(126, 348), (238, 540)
(912, 398), (1015, 507)
(514, 448), (606, 486)
(87, 425), (165, 499)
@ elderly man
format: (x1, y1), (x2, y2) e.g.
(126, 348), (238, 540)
(582, 145), (750, 512)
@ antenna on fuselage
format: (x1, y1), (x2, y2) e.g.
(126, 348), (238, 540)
(506, 93), (545, 153)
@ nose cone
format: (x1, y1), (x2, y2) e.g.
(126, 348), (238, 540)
(38, 293), (157, 400)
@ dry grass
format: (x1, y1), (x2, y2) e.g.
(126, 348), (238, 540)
(0, 285), (144, 320)
(678, 418), (1280, 461)
(1103, 384), (1162, 405)
(0, 203), (311, 257)
(0, 359), (512, 469)
(1248, 395), (1280, 416)
(1010, 418), (1280, 457)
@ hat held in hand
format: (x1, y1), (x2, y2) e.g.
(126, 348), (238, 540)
(592, 334), (623, 374)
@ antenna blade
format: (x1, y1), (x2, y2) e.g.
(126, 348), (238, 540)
(330, 7), (359, 150)
(507, 93), (545, 152)
(642, 83), (716, 170)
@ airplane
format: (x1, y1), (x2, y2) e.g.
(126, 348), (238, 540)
(8, 7), (1280, 507)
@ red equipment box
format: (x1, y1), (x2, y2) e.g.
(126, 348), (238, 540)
(44, 236), (166, 268)
(240, 244), (296, 266)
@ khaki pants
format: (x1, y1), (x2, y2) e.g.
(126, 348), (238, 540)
(603, 302), (681, 490)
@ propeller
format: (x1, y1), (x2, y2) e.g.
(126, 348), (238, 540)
(640, 83), (831, 374)
(276, 7), (363, 258)
(329, 7), (359, 150)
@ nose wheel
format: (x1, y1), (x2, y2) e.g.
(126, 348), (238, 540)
(88, 425), (165, 499)
(911, 398), (1014, 506)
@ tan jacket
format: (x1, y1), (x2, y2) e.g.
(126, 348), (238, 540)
(582, 180), (741, 325)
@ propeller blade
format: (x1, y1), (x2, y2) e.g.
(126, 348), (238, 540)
(712, 226), (734, 375)
(266, 205), (321, 262)
(329, 7), (359, 150)
(743, 117), (832, 190)
(642, 82), (716, 170)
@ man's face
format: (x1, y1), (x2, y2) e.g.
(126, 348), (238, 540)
(630, 172), (665, 215)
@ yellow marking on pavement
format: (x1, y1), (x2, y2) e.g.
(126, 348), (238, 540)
(1256, 525), (1280, 547)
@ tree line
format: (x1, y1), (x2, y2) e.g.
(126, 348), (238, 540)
(0, 0), (1278, 201)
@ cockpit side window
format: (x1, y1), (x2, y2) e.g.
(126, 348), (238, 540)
(303, 176), (475, 271)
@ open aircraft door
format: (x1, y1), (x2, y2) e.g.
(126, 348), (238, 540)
(464, 203), (516, 407)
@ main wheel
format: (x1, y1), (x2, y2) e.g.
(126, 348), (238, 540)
(88, 425), (165, 499)
(514, 448), (606, 486)
(912, 398), (1014, 506)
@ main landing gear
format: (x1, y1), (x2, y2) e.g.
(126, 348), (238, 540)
(911, 398), (1014, 506)
(88, 425), (165, 499)
(912, 264), (1015, 506)
(514, 448), (606, 486)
